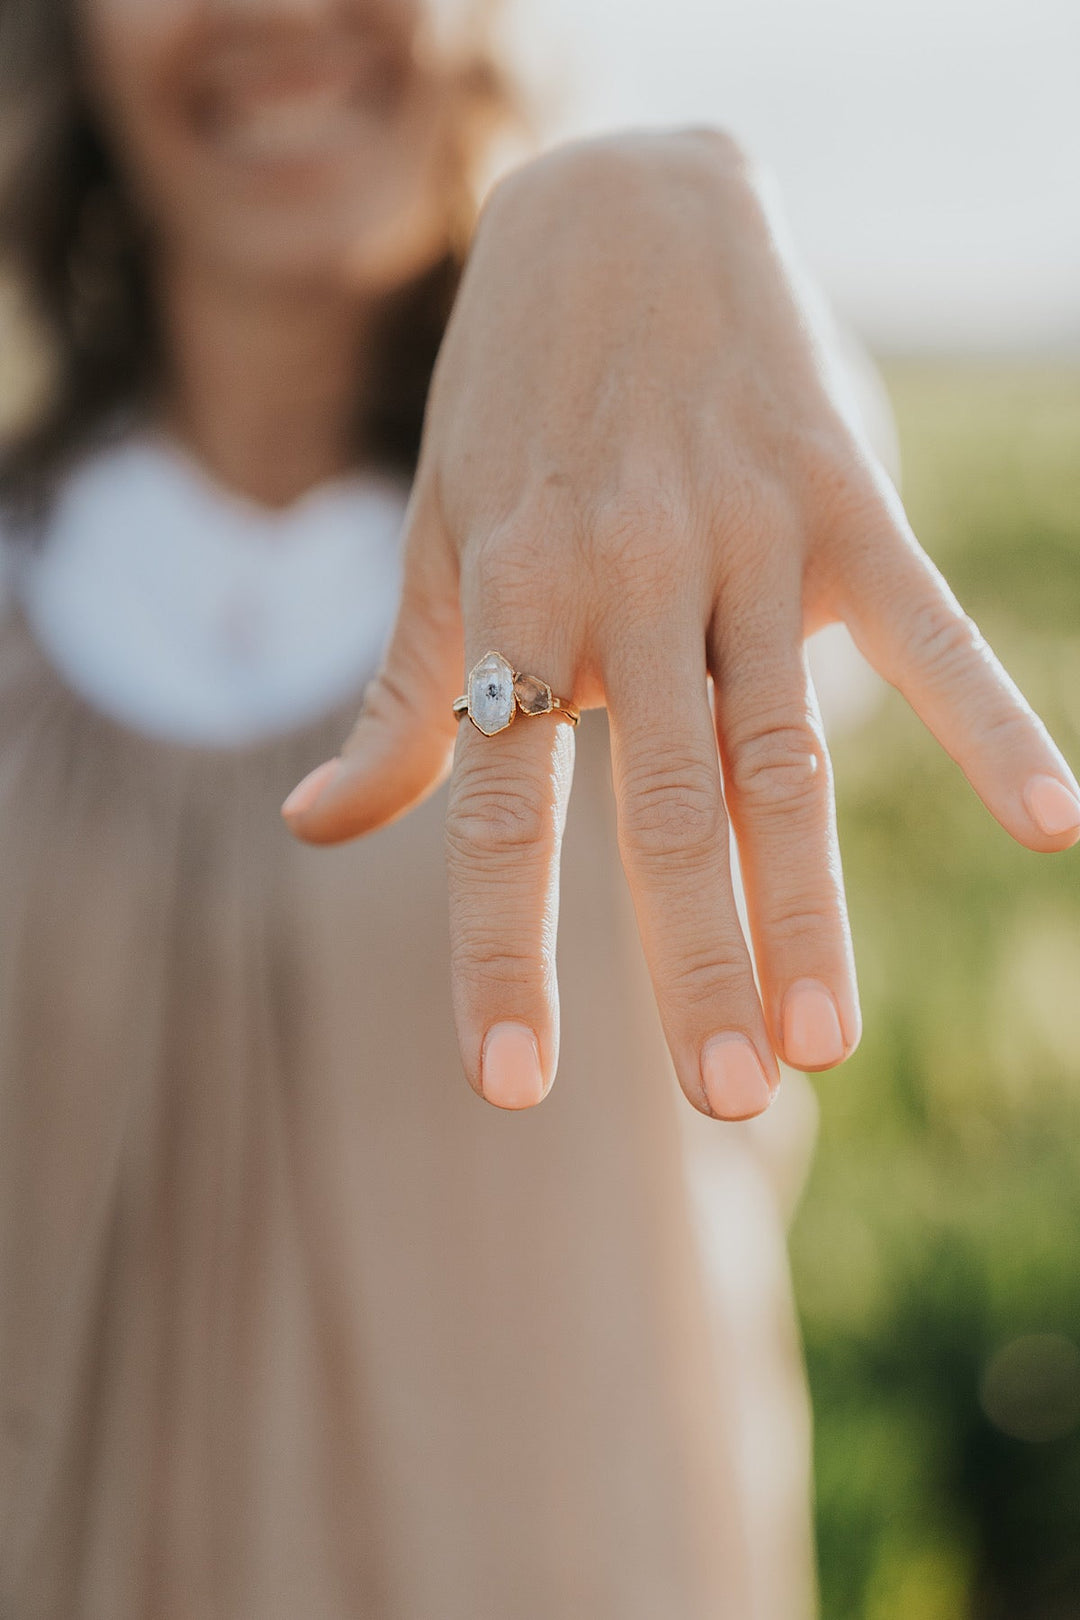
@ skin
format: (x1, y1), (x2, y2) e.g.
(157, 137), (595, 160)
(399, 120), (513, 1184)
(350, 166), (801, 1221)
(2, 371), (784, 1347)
(78, 0), (456, 502)
(80, 0), (1080, 1121)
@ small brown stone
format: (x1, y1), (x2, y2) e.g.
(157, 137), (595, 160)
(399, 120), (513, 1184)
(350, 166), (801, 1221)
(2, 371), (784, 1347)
(514, 673), (553, 715)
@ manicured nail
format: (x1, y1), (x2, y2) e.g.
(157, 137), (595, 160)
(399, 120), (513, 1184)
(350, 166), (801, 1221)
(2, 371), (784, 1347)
(783, 980), (846, 1070)
(700, 1034), (775, 1120)
(1024, 774), (1080, 838)
(481, 1022), (546, 1110)
(282, 759), (340, 819)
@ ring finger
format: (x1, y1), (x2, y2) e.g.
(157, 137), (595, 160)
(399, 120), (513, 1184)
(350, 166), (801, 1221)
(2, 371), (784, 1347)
(445, 631), (578, 1112)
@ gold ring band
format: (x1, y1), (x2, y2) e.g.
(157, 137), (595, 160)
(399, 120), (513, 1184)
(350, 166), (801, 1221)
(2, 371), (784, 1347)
(454, 651), (580, 736)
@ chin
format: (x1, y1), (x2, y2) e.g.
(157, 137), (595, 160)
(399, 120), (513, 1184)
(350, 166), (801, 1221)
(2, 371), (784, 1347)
(157, 113), (451, 292)
(189, 186), (446, 294)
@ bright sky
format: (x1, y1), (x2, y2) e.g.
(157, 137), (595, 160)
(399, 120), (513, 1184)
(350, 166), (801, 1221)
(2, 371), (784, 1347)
(502, 0), (1080, 353)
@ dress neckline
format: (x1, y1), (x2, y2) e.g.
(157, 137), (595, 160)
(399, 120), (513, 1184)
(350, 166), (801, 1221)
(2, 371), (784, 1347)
(5, 435), (411, 752)
(0, 594), (363, 769)
(134, 426), (409, 529)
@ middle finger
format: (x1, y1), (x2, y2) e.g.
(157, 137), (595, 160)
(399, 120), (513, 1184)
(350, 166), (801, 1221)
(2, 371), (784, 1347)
(605, 616), (779, 1121)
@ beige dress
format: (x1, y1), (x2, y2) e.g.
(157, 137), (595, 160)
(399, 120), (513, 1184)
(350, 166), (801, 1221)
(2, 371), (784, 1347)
(0, 455), (816, 1620)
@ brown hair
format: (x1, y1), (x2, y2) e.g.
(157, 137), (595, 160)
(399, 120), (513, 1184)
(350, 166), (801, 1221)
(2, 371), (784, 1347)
(0, 0), (515, 527)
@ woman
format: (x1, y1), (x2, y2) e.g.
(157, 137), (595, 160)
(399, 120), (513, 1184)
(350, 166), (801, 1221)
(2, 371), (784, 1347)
(0, 1), (1075, 1617)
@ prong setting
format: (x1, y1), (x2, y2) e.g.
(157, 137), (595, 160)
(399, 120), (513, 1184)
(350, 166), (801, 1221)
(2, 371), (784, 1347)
(467, 651), (517, 735)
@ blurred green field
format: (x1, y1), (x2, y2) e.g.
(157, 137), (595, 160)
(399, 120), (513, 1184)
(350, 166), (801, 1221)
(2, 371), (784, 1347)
(793, 364), (1080, 1620)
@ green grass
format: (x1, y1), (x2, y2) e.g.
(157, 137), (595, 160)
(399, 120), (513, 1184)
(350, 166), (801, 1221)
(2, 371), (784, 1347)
(793, 364), (1080, 1620)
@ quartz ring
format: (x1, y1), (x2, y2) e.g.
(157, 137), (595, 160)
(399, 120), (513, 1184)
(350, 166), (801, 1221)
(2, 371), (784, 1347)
(453, 651), (580, 735)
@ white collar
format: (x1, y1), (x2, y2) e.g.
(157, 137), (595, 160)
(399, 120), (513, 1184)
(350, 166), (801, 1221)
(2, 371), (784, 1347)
(14, 434), (409, 747)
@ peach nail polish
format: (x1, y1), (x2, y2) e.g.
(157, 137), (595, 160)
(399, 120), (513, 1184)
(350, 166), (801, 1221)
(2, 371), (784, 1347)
(282, 759), (340, 820)
(701, 1034), (775, 1120)
(1024, 774), (1080, 838)
(481, 1022), (546, 1110)
(783, 980), (846, 1070)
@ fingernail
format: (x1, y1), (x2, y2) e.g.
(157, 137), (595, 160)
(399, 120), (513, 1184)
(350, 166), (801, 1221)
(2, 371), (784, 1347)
(282, 759), (340, 819)
(701, 1034), (775, 1120)
(1024, 774), (1080, 838)
(481, 1022), (546, 1110)
(783, 980), (846, 1070)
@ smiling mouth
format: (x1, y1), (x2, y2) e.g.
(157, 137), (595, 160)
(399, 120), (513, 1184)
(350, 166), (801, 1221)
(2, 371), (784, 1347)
(193, 46), (402, 163)
(213, 87), (366, 161)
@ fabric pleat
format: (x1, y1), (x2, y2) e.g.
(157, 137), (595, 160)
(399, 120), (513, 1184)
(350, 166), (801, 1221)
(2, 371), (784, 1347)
(0, 604), (816, 1620)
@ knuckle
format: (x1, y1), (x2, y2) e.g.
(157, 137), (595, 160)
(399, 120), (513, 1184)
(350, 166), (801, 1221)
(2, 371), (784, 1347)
(765, 897), (842, 946)
(355, 665), (411, 731)
(799, 435), (866, 507)
(590, 492), (690, 586)
(726, 716), (828, 815)
(618, 751), (724, 870)
(665, 947), (749, 1015)
(453, 933), (552, 992)
(468, 512), (582, 635)
(908, 605), (987, 683)
(446, 774), (551, 869)
(978, 701), (1035, 749)
(471, 526), (541, 608)
(800, 448), (898, 566)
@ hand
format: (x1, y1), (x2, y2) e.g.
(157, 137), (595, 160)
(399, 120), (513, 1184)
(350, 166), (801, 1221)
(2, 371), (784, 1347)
(282, 130), (1080, 1121)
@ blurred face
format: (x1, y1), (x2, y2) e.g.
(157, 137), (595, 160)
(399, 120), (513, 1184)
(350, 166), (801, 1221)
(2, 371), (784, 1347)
(77, 0), (459, 291)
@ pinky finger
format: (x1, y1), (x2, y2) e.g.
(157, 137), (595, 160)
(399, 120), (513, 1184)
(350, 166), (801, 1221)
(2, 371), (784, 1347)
(835, 500), (1080, 852)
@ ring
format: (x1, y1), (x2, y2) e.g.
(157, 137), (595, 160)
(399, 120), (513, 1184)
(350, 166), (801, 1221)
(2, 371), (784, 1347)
(453, 650), (580, 735)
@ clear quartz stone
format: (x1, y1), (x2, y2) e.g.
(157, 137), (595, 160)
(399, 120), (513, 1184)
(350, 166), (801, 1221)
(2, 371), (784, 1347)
(468, 651), (516, 735)
(514, 673), (553, 715)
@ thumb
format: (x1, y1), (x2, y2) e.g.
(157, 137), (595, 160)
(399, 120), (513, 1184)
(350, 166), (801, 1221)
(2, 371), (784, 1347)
(282, 489), (463, 846)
